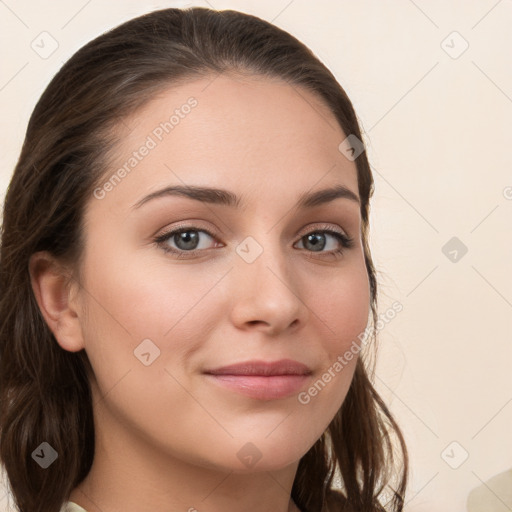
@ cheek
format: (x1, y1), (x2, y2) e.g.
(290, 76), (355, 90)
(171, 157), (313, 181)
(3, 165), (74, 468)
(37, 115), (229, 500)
(76, 253), (222, 443)
(78, 247), (228, 380)
(296, 263), (370, 417)
(311, 263), (371, 355)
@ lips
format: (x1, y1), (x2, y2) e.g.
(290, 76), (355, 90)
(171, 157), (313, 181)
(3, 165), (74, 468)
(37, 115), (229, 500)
(203, 358), (312, 376)
(203, 359), (312, 400)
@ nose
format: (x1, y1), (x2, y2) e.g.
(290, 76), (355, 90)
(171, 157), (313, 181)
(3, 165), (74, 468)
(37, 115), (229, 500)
(228, 237), (308, 336)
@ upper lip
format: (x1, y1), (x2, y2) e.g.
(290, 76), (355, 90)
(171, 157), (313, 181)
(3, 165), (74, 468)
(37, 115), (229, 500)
(204, 359), (312, 376)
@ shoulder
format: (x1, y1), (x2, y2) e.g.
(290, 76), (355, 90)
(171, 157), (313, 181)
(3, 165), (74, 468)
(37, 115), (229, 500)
(60, 502), (88, 512)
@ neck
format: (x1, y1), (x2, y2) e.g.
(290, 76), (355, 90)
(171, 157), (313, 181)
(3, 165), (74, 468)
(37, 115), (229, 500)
(69, 394), (303, 512)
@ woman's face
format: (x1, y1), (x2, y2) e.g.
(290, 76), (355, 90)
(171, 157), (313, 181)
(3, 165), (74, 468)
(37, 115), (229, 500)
(74, 74), (370, 472)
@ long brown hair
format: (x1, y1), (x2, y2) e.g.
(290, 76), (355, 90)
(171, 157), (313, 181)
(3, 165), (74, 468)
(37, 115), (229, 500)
(0, 7), (408, 512)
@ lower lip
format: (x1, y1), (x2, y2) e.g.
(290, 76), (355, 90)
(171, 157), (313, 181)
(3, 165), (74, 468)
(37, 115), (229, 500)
(204, 374), (310, 400)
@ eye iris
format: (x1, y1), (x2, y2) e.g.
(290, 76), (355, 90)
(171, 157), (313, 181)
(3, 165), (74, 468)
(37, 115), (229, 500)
(304, 232), (326, 251)
(175, 230), (199, 250)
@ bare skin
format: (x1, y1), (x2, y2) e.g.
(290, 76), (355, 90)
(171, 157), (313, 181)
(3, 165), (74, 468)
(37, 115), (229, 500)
(29, 73), (370, 512)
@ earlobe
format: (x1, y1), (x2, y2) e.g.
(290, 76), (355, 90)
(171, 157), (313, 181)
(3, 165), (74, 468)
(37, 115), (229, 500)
(28, 251), (85, 353)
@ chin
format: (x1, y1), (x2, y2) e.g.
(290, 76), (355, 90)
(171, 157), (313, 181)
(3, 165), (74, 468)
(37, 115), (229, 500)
(187, 436), (313, 474)
(234, 437), (315, 473)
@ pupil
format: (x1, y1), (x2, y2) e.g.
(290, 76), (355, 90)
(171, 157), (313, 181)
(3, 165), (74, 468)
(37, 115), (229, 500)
(177, 231), (198, 250)
(306, 233), (325, 251)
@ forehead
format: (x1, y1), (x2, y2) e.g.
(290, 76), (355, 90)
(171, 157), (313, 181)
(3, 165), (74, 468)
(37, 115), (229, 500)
(94, 73), (359, 213)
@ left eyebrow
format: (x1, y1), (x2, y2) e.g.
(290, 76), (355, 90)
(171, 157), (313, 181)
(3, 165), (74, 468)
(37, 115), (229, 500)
(131, 183), (360, 210)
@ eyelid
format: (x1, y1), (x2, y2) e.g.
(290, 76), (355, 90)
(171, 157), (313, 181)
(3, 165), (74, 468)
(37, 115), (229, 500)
(297, 222), (349, 238)
(155, 221), (350, 242)
(154, 221), (218, 241)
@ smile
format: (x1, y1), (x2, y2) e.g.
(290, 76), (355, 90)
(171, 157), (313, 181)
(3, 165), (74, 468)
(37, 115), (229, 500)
(202, 358), (313, 400)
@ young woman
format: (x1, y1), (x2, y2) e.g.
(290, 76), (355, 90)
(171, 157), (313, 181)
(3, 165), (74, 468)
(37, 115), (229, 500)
(0, 7), (408, 512)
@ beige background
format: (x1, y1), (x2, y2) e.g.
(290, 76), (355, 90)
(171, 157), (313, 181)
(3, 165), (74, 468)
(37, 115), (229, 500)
(1, 1), (511, 510)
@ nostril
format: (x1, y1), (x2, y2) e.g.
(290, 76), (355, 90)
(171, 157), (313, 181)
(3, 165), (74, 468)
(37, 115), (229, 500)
(247, 320), (265, 326)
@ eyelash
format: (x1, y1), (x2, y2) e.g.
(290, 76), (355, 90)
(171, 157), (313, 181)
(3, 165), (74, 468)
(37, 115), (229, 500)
(154, 223), (355, 260)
